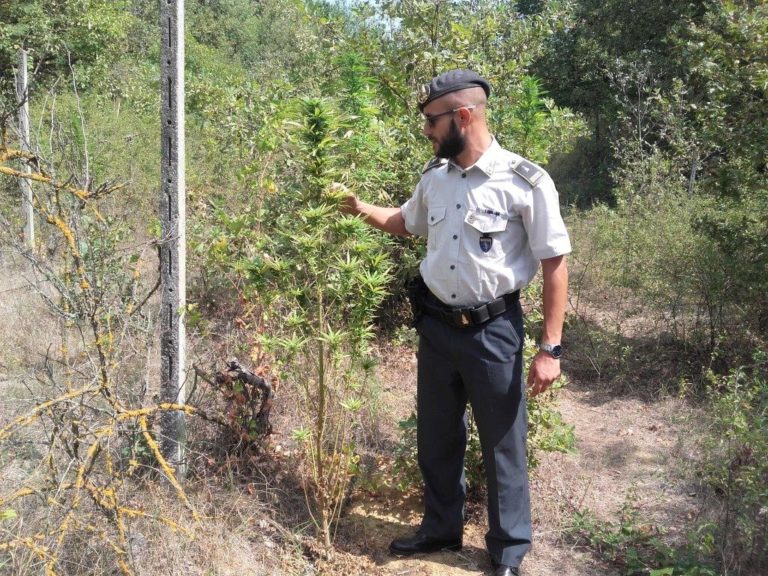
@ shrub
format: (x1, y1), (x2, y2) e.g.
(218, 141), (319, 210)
(567, 489), (719, 576)
(696, 353), (768, 574)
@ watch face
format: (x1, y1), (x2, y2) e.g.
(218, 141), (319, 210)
(541, 343), (563, 358)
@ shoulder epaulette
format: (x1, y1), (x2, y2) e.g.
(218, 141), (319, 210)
(422, 157), (448, 174)
(509, 157), (545, 187)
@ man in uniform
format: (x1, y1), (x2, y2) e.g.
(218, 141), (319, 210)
(340, 69), (570, 576)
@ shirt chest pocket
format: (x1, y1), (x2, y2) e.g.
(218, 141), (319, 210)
(427, 206), (447, 251)
(464, 210), (508, 258)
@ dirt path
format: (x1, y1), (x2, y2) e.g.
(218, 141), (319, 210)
(329, 352), (699, 576)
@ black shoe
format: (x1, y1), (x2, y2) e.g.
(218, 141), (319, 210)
(389, 532), (462, 556)
(492, 565), (520, 576)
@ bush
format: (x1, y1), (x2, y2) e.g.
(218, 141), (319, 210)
(568, 492), (719, 576)
(696, 353), (768, 574)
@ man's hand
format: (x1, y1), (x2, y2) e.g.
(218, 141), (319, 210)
(326, 183), (409, 236)
(526, 351), (561, 397)
(326, 182), (358, 214)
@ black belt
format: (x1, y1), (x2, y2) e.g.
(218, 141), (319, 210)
(421, 290), (520, 328)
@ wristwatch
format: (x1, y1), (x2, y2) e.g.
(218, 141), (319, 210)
(539, 343), (563, 359)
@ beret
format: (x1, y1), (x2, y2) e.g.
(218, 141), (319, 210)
(417, 69), (491, 111)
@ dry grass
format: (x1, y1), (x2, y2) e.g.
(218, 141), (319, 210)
(125, 481), (295, 576)
(0, 254), (306, 575)
(0, 251), (61, 375)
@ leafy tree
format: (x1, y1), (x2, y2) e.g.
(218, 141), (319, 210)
(532, 0), (710, 204)
(337, 0), (586, 194)
(682, 1), (768, 336)
(0, 0), (131, 124)
(539, 0), (768, 342)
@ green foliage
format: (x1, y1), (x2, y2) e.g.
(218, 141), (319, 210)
(539, 1), (768, 340)
(392, 412), (420, 492)
(535, 0), (706, 119)
(576, 163), (715, 345)
(532, 0), (708, 205)
(696, 353), (768, 574)
(249, 97), (393, 340)
(526, 372), (576, 468)
(0, 0), (132, 121)
(568, 490), (719, 575)
(187, 0), (324, 85)
(682, 3), (768, 338)
(347, 0), (586, 162)
(570, 5), (768, 346)
(194, 83), (395, 547)
(499, 75), (587, 164)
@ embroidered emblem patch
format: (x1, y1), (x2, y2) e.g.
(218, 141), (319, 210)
(479, 233), (493, 253)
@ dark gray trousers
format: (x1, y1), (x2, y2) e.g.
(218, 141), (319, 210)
(416, 304), (532, 568)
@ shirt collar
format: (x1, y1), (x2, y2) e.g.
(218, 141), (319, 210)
(446, 137), (501, 176)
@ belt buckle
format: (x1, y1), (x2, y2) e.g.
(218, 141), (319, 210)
(453, 308), (471, 327)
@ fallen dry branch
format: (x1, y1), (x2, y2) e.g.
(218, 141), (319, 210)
(194, 359), (275, 440)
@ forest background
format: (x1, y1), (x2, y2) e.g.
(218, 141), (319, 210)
(0, 1), (766, 575)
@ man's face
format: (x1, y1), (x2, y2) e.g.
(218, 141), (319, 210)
(422, 100), (467, 159)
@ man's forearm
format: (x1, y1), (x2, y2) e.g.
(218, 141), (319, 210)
(348, 198), (410, 236)
(540, 255), (568, 344)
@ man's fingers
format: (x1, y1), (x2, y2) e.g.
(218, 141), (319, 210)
(527, 369), (542, 397)
(328, 182), (349, 194)
(325, 182), (351, 202)
(527, 374), (554, 397)
(528, 354), (561, 397)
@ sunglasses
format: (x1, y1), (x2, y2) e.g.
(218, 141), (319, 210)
(423, 105), (476, 127)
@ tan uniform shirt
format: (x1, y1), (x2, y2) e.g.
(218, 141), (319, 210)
(400, 139), (571, 307)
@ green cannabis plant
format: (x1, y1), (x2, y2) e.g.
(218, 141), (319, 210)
(244, 97), (392, 550)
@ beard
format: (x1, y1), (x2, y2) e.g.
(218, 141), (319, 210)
(436, 119), (466, 159)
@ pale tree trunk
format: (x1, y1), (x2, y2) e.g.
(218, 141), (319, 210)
(16, 49), (34, 249)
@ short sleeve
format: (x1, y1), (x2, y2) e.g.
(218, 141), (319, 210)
(400, 180), (428, 237)
(521, 175), (572, 260)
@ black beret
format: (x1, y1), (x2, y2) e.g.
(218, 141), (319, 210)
(417, 69), (491, 111)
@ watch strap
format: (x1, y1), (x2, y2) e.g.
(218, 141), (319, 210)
(539, 342), (563, 358)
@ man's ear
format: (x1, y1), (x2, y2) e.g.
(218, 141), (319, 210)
(457, 107), (473, 126)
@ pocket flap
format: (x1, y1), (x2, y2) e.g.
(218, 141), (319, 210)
(464, 210), (507, 233)
(428, 206), (447, 226)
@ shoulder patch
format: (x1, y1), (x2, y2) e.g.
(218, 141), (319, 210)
(422, 157), (448, 174)
(509, 158), (545, 187)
